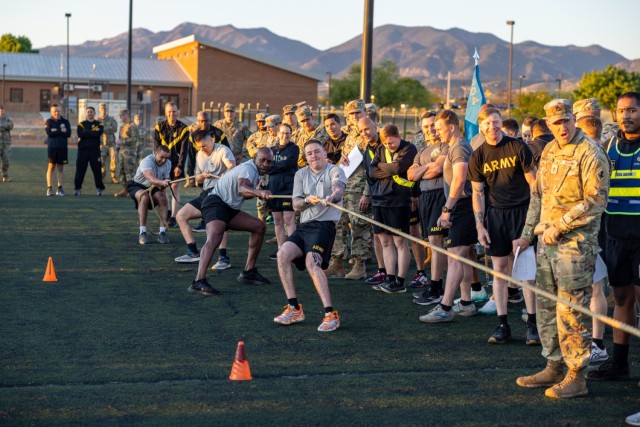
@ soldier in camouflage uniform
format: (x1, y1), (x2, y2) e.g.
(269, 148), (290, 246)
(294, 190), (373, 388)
(114, 109), (140, 197)
(98, 103), (119, 183)
(294, 106), (330, 167)
(246, 113), (271, 158)
(282, 105), (302, 145)
(0, 104), (14, 182)
(214, 103), (250, 165)
(324, 99), (373, 279)
(134, 114), (146, 165)
(514, 99), (610, 399)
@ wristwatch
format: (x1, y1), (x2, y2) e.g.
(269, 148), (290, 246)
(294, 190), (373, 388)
(442, 206), (452, 213)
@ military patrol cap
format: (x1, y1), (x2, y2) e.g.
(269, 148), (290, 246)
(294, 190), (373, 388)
(256, 113), (267, 122)
(265, 114), (282, 128)
(282, 104), (298, 115)
(295, 105), (312, 120)
(119, 108), (129, 116)
(224, 103), (236, 112)
(345, 99), (365, 114)
(295, 101), (308, 108)
(573, 98), (601, 121)
(544, 99), (573, 124)
(365, 103), (377, 114)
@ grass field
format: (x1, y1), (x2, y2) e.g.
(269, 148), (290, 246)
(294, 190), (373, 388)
(0, 147), (638, 426)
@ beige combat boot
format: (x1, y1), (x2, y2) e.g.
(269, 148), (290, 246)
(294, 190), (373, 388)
(323, 256), (345, 279)
(114, 184), (128, 197)
(544, 368), (588, 399)
(516, 360), (564, 388)
(345, 258), (366, 280)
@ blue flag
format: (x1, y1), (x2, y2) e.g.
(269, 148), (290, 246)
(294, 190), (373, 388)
(464, 50), (486, 140)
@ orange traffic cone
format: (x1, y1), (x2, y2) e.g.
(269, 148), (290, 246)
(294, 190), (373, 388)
(229, 341), (252, 381)
(43, 257), (58, 282)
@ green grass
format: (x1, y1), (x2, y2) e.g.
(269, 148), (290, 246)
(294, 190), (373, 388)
(0, 147), (638, 425)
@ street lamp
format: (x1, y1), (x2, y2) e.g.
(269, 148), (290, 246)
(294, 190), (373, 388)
(65, 12), (71, 118)
(555, 77), (562, 94)
(506, 20), (515, 118)
(326, 71), (332, 107)
(519, 75), (525, 106)
(2, 64), (6, 106)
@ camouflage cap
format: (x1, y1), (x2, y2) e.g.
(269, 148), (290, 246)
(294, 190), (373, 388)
(365, 103), (377, 114)
(295, 105), (312, 120)
(573, 98), (601, 120)
(345, 99), (365, 114)
(544, 99), (573, 123)
(265, 114), (282, 128)
(295, 101), (308, 108)
(224, 103), (236, 112)
(255, 113), (268, 122)
(119, 108), (129, 116)
(282, 104), (298, 115)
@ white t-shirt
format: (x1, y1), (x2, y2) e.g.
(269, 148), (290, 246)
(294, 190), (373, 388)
(293, 163), (346, 223)
(134, 153), (171, 187)
(211, 160), (260, 209)
(195, 144), (235, 192)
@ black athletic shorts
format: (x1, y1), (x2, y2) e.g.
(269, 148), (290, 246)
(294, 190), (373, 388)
(187, 191), (208, 211)
(201, 195), (240, 226)
(372, 205), (410, 235)
(47, 146), (68, 164)
(409, 208), (420, 226)
(287, 221), (336, 271)
(485, 205), (527, 257)
(605, 237), (640, 287)
(419, 189), (448, 237)
(267, 197), (294, 212)
(444, 197), (476, 248)
(126, 180), (163, 210)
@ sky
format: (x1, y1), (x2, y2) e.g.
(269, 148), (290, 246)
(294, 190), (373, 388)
(4, 0), (640, 60)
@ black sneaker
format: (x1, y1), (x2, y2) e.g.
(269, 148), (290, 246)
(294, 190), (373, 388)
(413, 286), (442, 305)
(488, 324), (512, 344)
(525, 322), (541, 346)
(586, 362), (630, 381)
(269, 250), (278, 261)
(167, 216), (177, 228)
(188, 279), (221, 296)
(380, 280), (406, 294)
(508, 290), (524, 304)
(192, 221), (206, 233)
(238, 268), (271, 285)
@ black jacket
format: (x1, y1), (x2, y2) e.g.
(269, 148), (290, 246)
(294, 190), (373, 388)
(77, 120), (104, 151)
(267, 141), (299, 194)
(45, 116), (71, 149)
(369, 139), (417, 207)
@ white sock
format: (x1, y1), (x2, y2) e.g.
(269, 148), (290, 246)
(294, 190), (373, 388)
(159, 227), (167, 233)
(139, 226), (147, 234)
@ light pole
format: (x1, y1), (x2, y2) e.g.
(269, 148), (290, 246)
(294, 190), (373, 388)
(2, 64), (6, 106)
(556, 77), (562, 94)
(519, 74), (525, 106)
(65, 12), (71, 118)
(326, 71), (332, 107)
(506, 20), (515, 118)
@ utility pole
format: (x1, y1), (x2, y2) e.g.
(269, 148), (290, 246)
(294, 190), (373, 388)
(65, 12), (71, 118)
(126, 0), (133, 112)
(506, 20), (515, 118)
(360, 0), (373, 102)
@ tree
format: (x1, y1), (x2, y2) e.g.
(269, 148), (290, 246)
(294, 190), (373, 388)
(0, 33), (34, 52)
(329, 60), (436, 108)
(511, 90), (570, 123)
(574, 65), (640, 117)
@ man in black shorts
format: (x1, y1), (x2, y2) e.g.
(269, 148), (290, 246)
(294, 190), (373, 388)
(273, 140), (346, 332)
(408, 111), (449, 304)
(127, 145), (172, 244)
(44, 104), (71, 196)
(421, 110), (477, 323)
(588, 91), (640, 382)
(468, 106), (537, 344)
(188, 147), (273, 296)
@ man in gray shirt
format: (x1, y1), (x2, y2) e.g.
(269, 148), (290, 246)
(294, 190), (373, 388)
(189, 147), (273, 296)
(273, 140), (346, 332)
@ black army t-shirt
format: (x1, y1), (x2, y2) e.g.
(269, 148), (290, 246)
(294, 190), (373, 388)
(467, 135), (534, 209)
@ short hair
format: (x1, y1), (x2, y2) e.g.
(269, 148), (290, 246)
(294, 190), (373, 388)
(619, 91), (640, 105)
(196, 111), (209, 121)
(435, 109), (459, 127)
(280, 123), (292, 133)
(303, 139), (325, 150)
(501, 118), (519, 135)
(523, 116), (538, 127)
(86, 106), (95, 112)
(478, 107), (501, 124)
(420, 111), (436, 120)
(155, 144), (170, 154)
(191, 129), (210, 143)
(324, 113), (341, 124)
(578, 116), (603, 140)
(165, 102), (176, 110)
(531, 119), (551, 138)
(380, 123), (400, 138)
(51, 104), (59, 108)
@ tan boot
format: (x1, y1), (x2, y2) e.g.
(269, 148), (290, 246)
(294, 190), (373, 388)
(544, 368), (588, 399)
(516, 360), (564, 388)
(114, 184), (128, 198)
(111, 176), (119, 184)
(345, 258), (366, 280)
(323, 256), (345, 279)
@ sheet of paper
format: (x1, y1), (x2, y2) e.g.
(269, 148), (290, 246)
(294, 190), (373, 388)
(512, 246), (536, 281)
(340, 147), (363, 179)
(593, 254), (607, 283)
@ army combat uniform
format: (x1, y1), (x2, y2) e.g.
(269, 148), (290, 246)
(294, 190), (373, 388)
(117, 120), (140, 184)
(0, 109), (14, 181)
(99, 112), (119, 182)
(214, 104), (250, 163)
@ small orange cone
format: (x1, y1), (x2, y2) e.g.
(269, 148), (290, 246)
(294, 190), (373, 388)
(229, 341), (252, 381)
(43, 257), (58, 282)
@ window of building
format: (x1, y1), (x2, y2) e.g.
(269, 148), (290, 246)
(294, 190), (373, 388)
(10, 88), (23, 103)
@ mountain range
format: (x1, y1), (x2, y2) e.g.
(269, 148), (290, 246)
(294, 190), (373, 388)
(38, 22), (633, 88)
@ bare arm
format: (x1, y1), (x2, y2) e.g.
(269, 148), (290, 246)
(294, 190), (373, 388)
(143, 169), (170, 188)
(238, 177), (270, 200)
(472, 180), (490, 248)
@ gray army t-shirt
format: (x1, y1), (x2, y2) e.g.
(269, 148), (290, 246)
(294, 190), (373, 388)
(134, 153), (171, 187)
(442, 137), (472, 199)
(195, 144), (235, 192)
(293, 163), (346, 223)
(211, 159), (260, 209)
